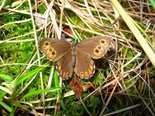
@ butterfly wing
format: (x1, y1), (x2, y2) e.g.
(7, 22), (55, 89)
(39, 38), (71, 61)
(38, 38), (72, 79)
(74, 49), (95, 79)
(76, 36), (112, 59)
(75, 36), (112, 79)
(56, 49), (72, 80)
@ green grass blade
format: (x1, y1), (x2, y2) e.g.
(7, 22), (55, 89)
(12, 65), (48, 87)
(54, 71), (68, 115)
(0, 100), (12, 113)
(20, 88), (60, 101)
(149, 0), (155, 9)
(0, 74), (13, 82)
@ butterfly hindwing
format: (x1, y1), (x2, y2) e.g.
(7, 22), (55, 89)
(74, 49), (95, 79)
(56, 49), (72, 80)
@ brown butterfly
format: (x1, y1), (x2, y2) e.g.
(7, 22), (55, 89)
(39, 36), (112, 80)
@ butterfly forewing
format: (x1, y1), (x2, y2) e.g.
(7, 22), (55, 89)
(76, 36), (111, 59)
(39, 38), (72, 61)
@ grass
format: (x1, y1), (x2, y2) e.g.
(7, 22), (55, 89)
(0, 0), (155, 115)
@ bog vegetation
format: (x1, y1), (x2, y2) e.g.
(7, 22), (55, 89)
(0, 0), (155, 115)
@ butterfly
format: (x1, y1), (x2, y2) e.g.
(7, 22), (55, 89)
(38, 36), (113, 80)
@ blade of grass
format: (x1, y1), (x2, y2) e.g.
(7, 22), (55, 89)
(0, 0), (6, 10)
(0, 100), (12, 113)
(11, 87), (61, 115)
(20, 88), (60, 101)
(149, 0), (155, 9)
(103, 104), (141, 116)
(0, 86), (12, 95)
(0, 74), (13, 82)
(12, 65), (48, 87)
(53, 71), (68, 115)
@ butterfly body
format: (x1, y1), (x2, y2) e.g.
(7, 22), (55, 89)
(39, 36), (112, 80)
